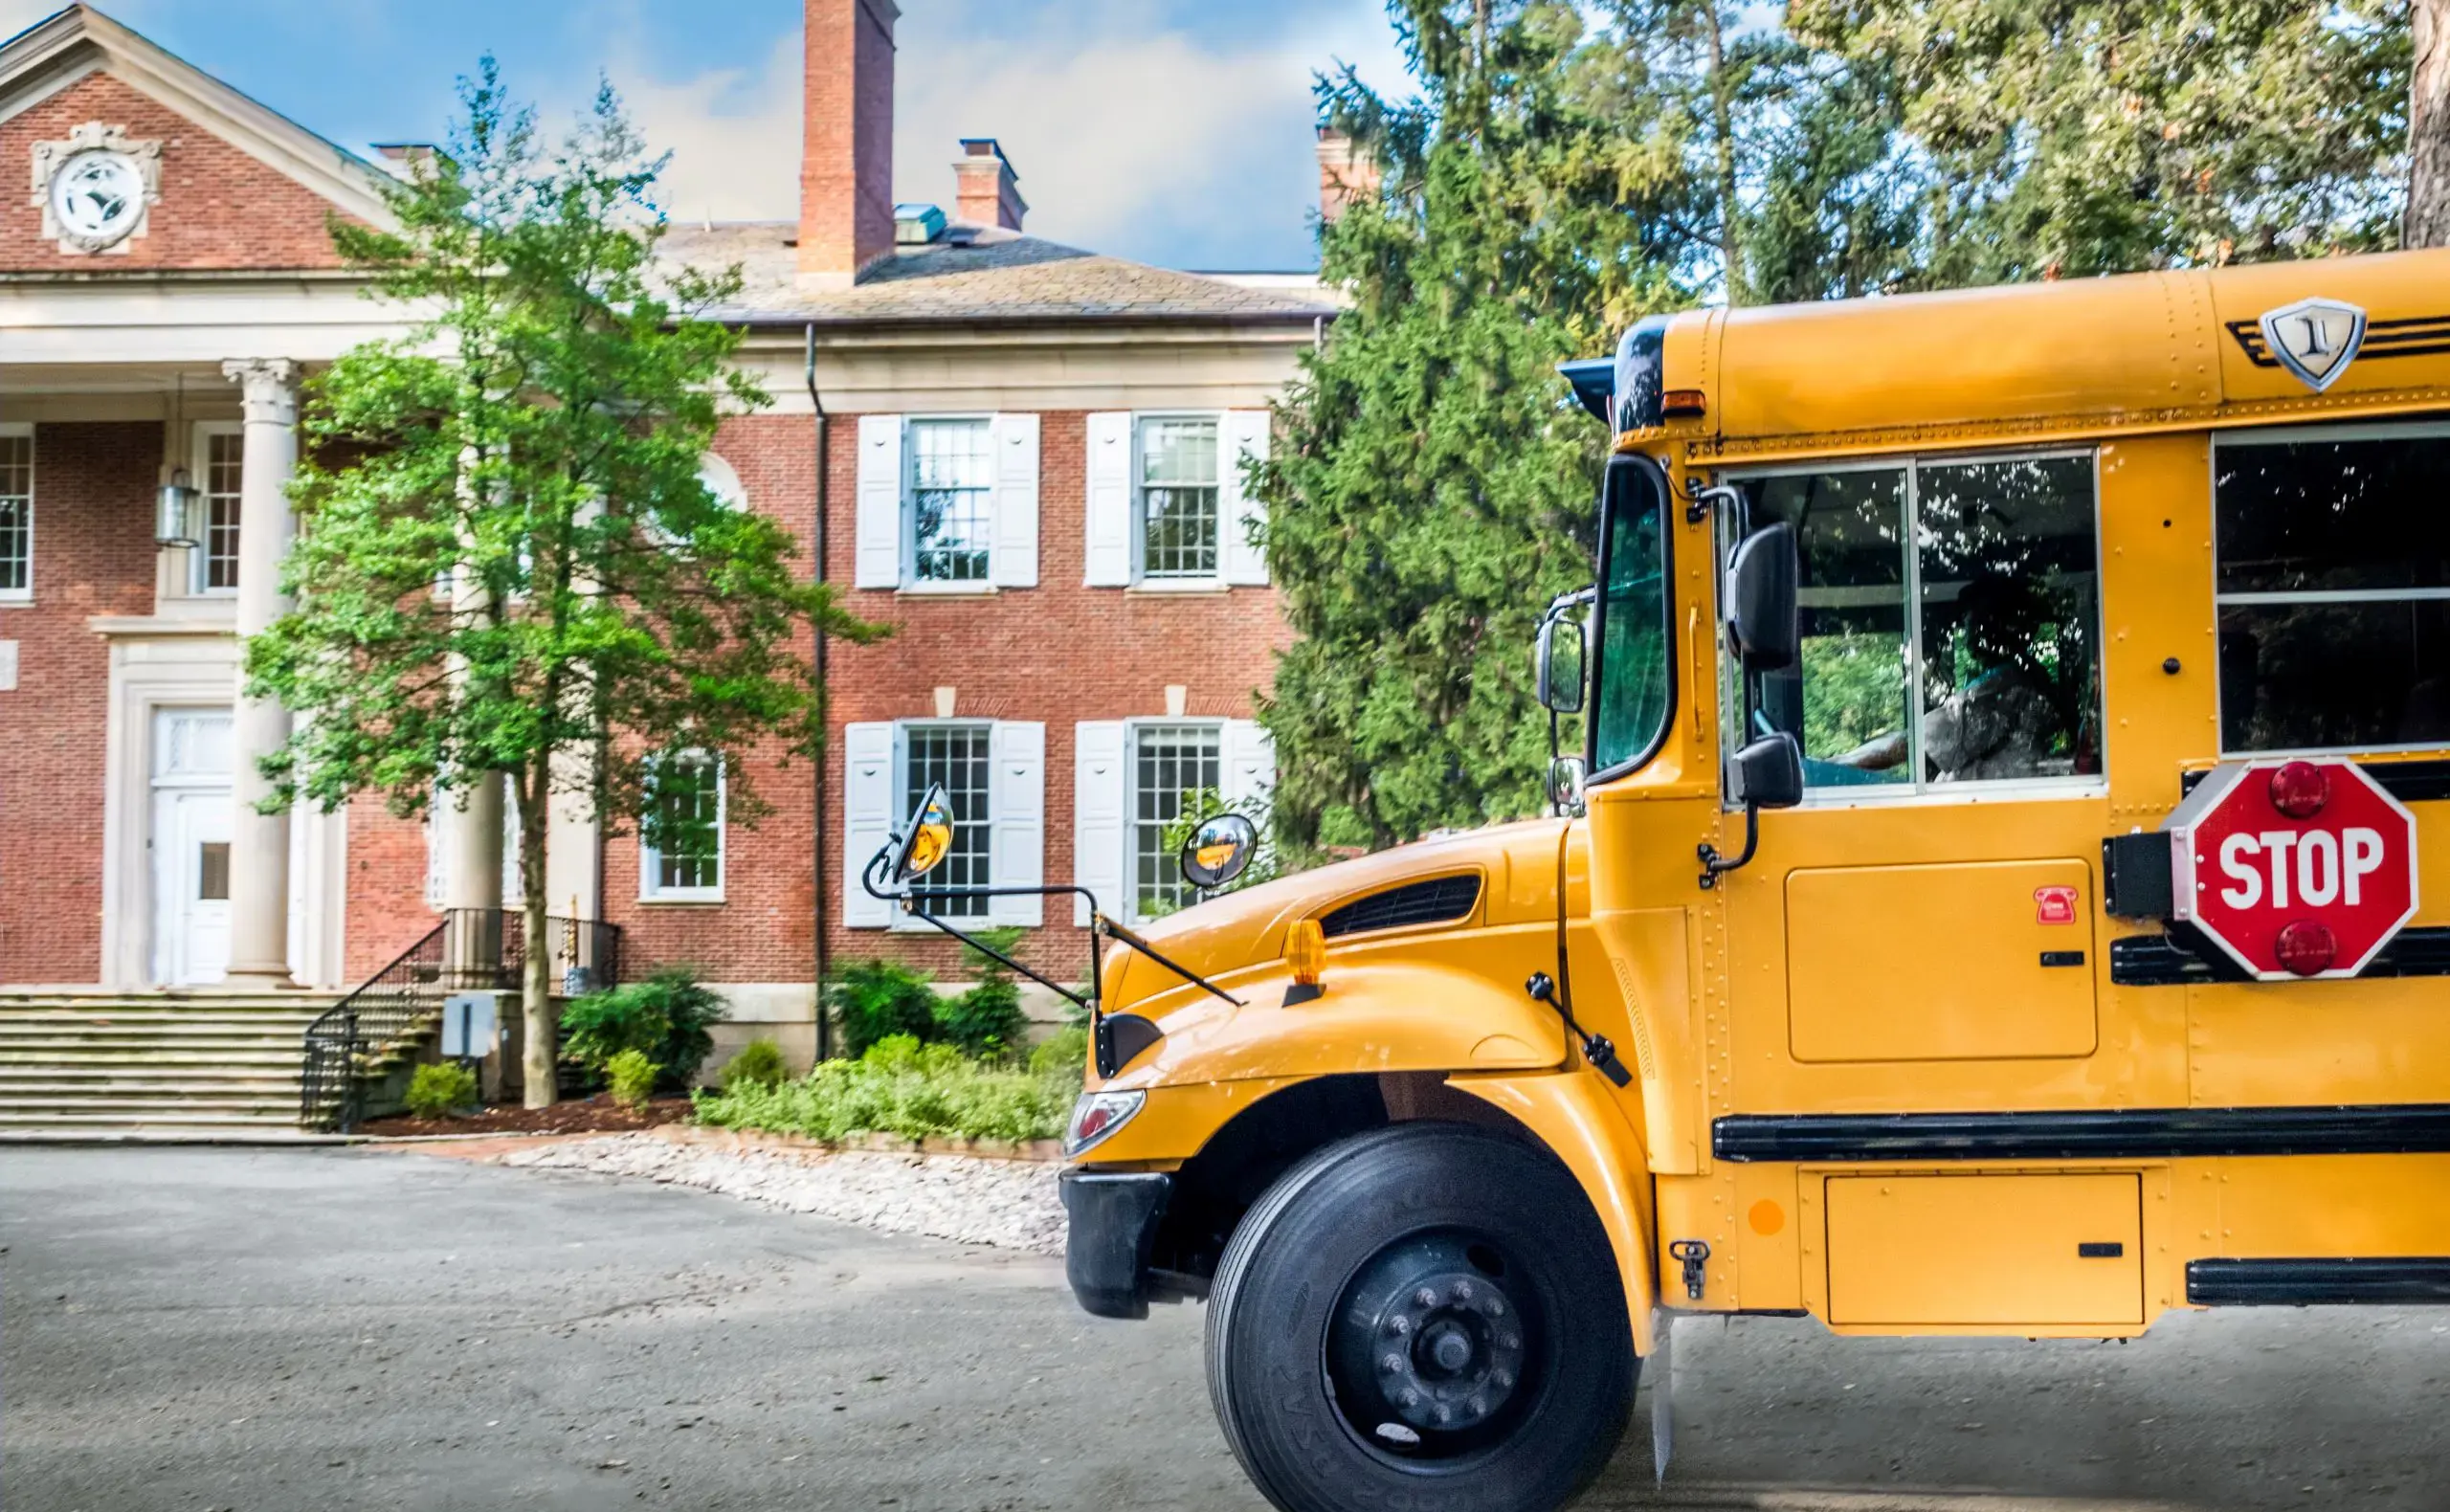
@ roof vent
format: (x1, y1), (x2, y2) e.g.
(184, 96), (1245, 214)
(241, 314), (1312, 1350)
(894, 203), (947, 245)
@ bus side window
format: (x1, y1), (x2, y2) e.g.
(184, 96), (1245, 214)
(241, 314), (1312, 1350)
(1735, 454), (2102, 793)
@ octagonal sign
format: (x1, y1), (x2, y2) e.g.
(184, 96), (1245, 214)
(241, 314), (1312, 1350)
(2167, 759), (2419, 981)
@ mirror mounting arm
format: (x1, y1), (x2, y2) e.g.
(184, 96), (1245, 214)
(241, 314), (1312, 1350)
(1697, 804), (1760, 890)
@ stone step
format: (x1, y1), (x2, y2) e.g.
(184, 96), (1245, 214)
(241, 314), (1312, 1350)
(0, 1110), (310, 1131)
(0, 1044), (303, 1064)
(0, 1038), (315, 1060)
(0, 1010), (330, 1028)
(0, 1063), (301, 1082)
(0, 1101), (304, 1121)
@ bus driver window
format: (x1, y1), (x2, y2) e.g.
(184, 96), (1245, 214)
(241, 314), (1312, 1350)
(1734, 454), (2103, 793)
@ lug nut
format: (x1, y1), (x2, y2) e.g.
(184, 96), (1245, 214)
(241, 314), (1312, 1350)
(1452, 1280), (1474, 1302)
(1485, 1299), (1505, 1319)
(1502, 1334), (1521, 1349)
(1415, 1288), (1438, 1308)
(1469, 1396), (1487, 1415)
(1380, 1353), (1402, 1374)
(1386, 1315), (1412, 1337)
(1433, 1405), (1452, 1425)
(1494, 1369), (1515, 1389)
(1398, 1389), (1418, 1409)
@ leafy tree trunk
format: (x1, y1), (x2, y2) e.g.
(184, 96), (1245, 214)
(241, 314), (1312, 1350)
(2414, 0), (2450, 248)
(519, 754), (554, 1108)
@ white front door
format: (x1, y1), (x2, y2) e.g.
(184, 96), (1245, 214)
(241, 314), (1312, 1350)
(151, 708), (234, 987)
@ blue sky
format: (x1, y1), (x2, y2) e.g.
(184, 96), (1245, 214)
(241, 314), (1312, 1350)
(8, 1), (1417, 269)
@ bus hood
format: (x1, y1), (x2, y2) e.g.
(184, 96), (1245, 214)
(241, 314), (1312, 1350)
(1099, 817), (1572, 1018)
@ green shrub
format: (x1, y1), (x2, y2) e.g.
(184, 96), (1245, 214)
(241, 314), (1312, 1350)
(406, 1061), (479, 1120)
(827, 959), (939, 1057)
(721, 1037), (791, 1092)
(936, 925), (1030, 1059)
(694, 1031), (1087, 1145)
(1028, 1025), (1089, 1079)
(606, 1048), (659, 1111)
(561, 967), (725, 1087)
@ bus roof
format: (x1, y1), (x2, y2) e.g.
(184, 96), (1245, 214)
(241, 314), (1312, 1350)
(1641, 247), (2450, 461)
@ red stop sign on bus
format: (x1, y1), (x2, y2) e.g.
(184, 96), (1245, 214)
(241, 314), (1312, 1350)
(2166, 759), (2420, 981)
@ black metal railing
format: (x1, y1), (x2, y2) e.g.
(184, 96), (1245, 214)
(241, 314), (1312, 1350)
(299, 908), (622, 1132)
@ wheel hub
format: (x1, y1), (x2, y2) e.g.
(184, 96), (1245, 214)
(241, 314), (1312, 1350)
(1328, 1232), (1532, 1443)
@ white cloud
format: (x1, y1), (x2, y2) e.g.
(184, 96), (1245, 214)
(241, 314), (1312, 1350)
(612, 2), (1411, 268)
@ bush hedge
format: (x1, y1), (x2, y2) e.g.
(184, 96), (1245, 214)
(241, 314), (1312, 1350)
(561, 967), (725, 1089)
(694, 1034), (1083, 1145)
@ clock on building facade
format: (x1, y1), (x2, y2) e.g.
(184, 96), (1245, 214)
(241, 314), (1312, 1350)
(31, 121), (161, 254)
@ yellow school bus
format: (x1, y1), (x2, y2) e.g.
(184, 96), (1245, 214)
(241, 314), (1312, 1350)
(1016, 249), (2450, 1512)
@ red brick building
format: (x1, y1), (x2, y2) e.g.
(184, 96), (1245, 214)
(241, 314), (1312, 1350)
(0, 1), (1332, 1070)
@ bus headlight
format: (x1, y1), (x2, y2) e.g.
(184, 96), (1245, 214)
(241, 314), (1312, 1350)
(1064, 1089), (1147, 1157)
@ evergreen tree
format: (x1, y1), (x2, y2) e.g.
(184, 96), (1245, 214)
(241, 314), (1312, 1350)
(1791, 0), (2411, 280)
(247, 64), (877, 1106)
(1259, 1), (1907, 853)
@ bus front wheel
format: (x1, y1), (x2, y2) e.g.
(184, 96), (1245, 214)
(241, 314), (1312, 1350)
(1204, 1123), (1636, 1512)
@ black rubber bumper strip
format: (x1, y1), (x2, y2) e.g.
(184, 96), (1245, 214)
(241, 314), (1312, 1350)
(1058, 1169), (1172, 1321)
(1714, 1103), (2450, 1163)
(2189, 1257), (2450, 1305)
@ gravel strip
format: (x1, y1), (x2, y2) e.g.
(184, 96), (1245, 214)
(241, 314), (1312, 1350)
(495, 1131), (1068, 1254)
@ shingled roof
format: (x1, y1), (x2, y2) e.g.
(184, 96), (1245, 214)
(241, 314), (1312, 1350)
(658, 222), (1336, 328)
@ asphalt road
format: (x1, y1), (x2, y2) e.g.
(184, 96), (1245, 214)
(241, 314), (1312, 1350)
(5, 1148), (2449, 1512)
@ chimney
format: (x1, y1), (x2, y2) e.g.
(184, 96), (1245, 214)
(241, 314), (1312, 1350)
(951, 139), (1026, 232)
(800, 0), (899, 289)
(1316, 126), (1381, 224)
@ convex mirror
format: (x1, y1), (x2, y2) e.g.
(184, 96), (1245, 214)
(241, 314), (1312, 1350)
(1727, 522), (1800, 672)
(890, 783), (957, 883)
(1534, 614), (1587, 715)
(1180, 812), (1258, 891)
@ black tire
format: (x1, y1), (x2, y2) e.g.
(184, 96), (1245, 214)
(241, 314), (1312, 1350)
(1205, 1123), (1637, 1512)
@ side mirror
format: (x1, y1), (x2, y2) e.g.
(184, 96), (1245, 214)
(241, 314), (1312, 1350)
(1534, 614), (1587, 715)
(1727, 522), (1799, 672)
(1548, 754), (1588, 815)
(889, 784), (957, 883)
(1730, 732), (1804, 811)
(1179, 812), (1258, 891)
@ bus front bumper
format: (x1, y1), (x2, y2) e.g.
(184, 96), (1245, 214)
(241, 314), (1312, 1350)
(1059, 1168), (1172, 1320)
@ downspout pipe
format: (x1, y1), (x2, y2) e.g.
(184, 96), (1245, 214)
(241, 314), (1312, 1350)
(806, 323), (833, 1063)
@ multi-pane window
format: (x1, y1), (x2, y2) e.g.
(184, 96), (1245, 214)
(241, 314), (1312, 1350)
(1739, 454), (2101, 791)
(2215, 430), (2450, 752)
(1139, 417), (1219, 579)
(641, 752), (724, 899)
(201, 429), (243, 591)
(904, 724), (991, 919)
(910, 418), (992, 583)
(1132, 723), (1221, 920)
(0, 429), (29, 599)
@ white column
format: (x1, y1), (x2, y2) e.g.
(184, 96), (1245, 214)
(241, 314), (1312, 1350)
(220, 358), (300, 988)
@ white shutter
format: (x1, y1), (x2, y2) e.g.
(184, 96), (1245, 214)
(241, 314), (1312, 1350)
(991, 413), (1040, 589)
(1084, 411), (1133, 587)
(1222, 720), (1276, 809)
(854, 414), (905, 589)
(1073, 721), (1127, 925)
(1220, 409), (1271, 587)
(989, 722), (1045, 926)
(843, 722), (897, 928)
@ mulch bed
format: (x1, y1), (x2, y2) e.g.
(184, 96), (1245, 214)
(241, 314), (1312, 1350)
(361, 1092), (698, 1137)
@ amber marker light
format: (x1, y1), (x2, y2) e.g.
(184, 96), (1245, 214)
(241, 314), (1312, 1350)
(1660, 388), (1707, 419)
(1285, 918), (1326, 988)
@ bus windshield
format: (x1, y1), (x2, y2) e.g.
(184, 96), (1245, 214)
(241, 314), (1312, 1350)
(1591, 457), (1673, 773)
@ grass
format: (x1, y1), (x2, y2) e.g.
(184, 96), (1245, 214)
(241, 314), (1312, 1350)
(693, 1030), (1087, 1145)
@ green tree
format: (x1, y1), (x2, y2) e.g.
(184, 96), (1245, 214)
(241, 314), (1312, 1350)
(1260, 1), (1910, 854)
(247, 63), (876, 1106)
(1791, 0), (2410, 281)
